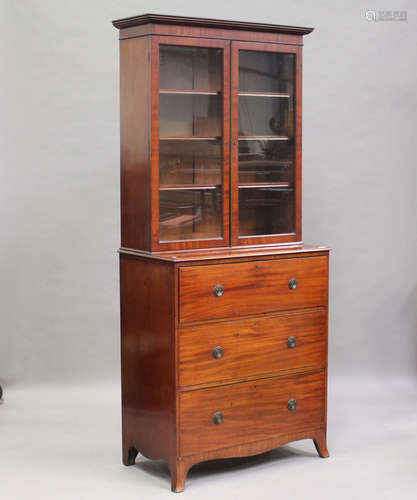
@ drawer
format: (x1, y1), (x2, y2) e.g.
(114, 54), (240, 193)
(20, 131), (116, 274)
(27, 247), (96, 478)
(179, 256), (328, 324)
(179, 310), (327, 387)
(179, 370), (325, 456)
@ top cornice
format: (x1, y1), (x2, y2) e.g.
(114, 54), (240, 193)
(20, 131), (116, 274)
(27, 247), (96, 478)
(112, 13), (314, 36)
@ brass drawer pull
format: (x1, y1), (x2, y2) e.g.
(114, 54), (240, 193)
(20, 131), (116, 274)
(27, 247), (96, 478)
(287, 336), (297, 349)
(287, 398), (297, 411)
(288, 278), (298, 290)
(213, 284), (224, 297)
(213, 412), (223, 425)
(213, 346), (224, 359)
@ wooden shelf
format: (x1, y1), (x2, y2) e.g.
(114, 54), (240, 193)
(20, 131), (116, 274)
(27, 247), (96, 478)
(239, 136), (289, 141)
(160, 137), (221, 141)
(160, 184), (219, 191)
(160, 214), (198, 227)
(160, 89), (221, 95)
(239, 160), (292, 168)
(239, 182), (292, 189)
(238, 92), (290, 98)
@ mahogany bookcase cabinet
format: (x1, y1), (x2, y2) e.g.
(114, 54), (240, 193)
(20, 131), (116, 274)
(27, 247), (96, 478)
(113, 13), (330, 492)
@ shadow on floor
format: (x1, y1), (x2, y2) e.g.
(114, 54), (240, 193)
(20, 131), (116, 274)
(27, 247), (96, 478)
(134, 443), (318, 487)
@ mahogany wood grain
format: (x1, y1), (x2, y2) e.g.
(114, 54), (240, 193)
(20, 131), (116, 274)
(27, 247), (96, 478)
(120, 24), (304, 46)
(313, 427), (330, 458)
(179, 256), (328, 324)
(179, 310), (327, 387)
(120, 255), (176, 464)
(176, 365), (323, 392)
(170, 427), (327, 492)
(119, 243), (329, 262)
(179, 370), (325, 456)
(120, 37), (151, 251)
(294, 43), (303, 241)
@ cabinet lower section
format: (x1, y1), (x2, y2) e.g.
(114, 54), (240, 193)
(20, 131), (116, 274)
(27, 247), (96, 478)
(120, 246), (330, 492)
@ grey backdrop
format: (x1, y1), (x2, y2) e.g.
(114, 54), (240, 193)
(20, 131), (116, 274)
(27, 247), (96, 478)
(2, 1), (417, 499)
(2, 0), (416, 385)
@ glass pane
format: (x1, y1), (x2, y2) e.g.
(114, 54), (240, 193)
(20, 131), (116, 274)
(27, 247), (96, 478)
(238, 140), (293, 185)
(160, 189), (222, 242)
(159, 94), (222, 138)
(160, 46), (222, 92)
(159, 45), (223, 242)
(239, 50), (294, 94)
(160, 140), (221, 186)
(239, 189), (294, 236)
(238, 96), (293, 138)
(238, 50), (295, 237)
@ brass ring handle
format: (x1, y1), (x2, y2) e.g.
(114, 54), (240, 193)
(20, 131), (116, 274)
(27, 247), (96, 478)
(288, 278), (298, 290)
(287, 398), (297, 411)
(213, 284), (224, 297)
(213, 412), (223, 425)
(213, 346), (224, 359)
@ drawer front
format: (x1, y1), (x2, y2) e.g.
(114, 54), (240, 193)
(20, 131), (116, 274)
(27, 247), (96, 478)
(179, 256), (328, 324)
(179, 370), (325, 456)
(179, 310), (327, 387)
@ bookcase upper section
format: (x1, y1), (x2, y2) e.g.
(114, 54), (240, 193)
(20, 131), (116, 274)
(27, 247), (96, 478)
(114, 14), (313, 252)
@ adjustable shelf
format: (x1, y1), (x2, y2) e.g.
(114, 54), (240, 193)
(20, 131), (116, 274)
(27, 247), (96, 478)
(238, 91), (290, 98)
(160, 89), (221, 95)
(239, 136), (289, 141)
(239, 182), (291, 189)
(160, 137), (221, 141)
(160, 184), (219, 191)
(160, 214), (198, 227)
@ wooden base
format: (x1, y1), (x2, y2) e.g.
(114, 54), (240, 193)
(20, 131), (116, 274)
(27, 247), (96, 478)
(125, 429), (330, 492)
(313, 430), (330, 458)
(123, 446), (139, 466)
(169, 460), (191, 493)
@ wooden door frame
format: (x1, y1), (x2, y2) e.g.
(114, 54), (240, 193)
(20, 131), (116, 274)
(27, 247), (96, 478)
(150, 36), (230, 251)
(230, 41), (302, 247)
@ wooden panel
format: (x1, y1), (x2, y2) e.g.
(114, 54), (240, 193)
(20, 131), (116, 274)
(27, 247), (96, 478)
(119, 243), (330, 263)
(120, 255), (175, 463)
(119, 23), (303, 45)
(179, 370), (325, 456)
(120, 37), (151, 251)
(170, 427), (327, 492)
(120, 24), (304, 45)
(179, 256), (328, 323)
(179, 310), (327, 386)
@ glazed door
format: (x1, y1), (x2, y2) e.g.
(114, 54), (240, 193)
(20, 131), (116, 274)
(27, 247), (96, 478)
(151, 37), (230, 251)
(231, 42), (302, 246)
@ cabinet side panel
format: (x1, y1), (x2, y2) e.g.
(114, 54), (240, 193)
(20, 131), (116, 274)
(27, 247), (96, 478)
(120, 37), (151, 251)
(120, 255), (175, 461)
